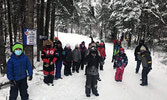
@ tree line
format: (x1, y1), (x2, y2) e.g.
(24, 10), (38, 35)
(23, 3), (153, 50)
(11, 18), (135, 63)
(0, 0), (167, 74)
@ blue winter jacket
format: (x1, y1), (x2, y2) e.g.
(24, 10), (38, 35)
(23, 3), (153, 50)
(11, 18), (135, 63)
(7, 53), (33, 81)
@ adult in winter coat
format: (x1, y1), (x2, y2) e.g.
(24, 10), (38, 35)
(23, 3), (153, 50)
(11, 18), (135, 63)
(138, 46), (152, 86)
(114, 48), (128, 82)
(7, 43), (33, 100)
(63, 44), (73, 76)
(97, 42), (106, 70)
(79, 41), (87, 70)
(54, 39), (65, 80)
(84, 47), (101, 97)
(134, 40), (149, 73)
(41, 40), (57, 85)
(112, 40), (122, 69)
(72, 44), (81, 73)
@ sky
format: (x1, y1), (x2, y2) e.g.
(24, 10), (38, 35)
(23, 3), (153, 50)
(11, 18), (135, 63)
(0, 32), (167, 100)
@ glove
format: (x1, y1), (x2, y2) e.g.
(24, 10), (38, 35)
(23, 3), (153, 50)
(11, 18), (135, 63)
(28, 76), (33, 81)
(10, 80), (16, 86)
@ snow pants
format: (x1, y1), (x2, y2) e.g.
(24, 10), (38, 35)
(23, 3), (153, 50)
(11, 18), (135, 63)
(9, 78), (29, 100)
(100, 58), (105, 70)
(141, 67), (150, 85)
(85, 75), (98, 95)
(44, 75), (54, 84)
(64, 62), (72, 76)
(115, 67), (124, 81)
(55, 61), (63, 78)
(136, 60), (141, 73)
(72, 61), (80, 73)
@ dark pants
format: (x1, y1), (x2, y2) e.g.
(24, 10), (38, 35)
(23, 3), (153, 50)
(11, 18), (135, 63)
(141, 67), (150, 85)
(44, 75), (54, 84)
(55, 61), (62, 78)
(80, 60), (84, 70)
(72, 61), (80, 73)
(64, 62), (72, 76)
(136, 60), (141, 73)
(9, 78), (28, 100)
(100, 58), (105, 70)
(85, 75), (98, 95)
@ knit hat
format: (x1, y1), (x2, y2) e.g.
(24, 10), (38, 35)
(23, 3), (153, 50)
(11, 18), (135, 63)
(54, 37), (59, 40)
(81, 41), (85, 45)
(119, 48), (124, 53)
(12, 43), (23, 52)
(90, 47), (96, 54)
(100, 42), (104, 46)
(66, 43), (70, 48)
(75, 44), (78, 48)
(140, 46), (146, 51)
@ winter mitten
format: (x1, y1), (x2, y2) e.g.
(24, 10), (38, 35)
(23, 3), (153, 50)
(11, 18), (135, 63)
(28, 76), (33, 81)
(10, 80), (16, 86)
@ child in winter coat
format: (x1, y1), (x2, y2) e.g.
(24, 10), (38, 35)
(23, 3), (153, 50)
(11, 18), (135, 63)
(112, 40), (122, 69)
(72, 44), (81, 73)
(138, 46), (152, 86)
(114, 48), (128, 82)
(97, 42), (106, 70)
(79, 41), (87, 70)
(53, 38), (65, 80)
(7, 43), (33, 100)
(84, 47), (101, 97)
(41, 40), (57, 85)
(63, 44), (73, 76)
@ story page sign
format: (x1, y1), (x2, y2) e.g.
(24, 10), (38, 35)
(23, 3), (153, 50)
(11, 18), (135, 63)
(24, 29), (37, 45)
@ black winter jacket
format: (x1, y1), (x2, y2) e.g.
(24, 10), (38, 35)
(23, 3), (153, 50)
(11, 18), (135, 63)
(84, 52), (101, 76)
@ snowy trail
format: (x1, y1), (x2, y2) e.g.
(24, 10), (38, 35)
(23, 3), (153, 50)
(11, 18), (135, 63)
(1, 32), (167, 100)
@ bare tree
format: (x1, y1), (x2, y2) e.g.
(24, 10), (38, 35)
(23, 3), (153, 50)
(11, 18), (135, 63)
(0, 0), (7, 74)
(7, 0), (13, 52)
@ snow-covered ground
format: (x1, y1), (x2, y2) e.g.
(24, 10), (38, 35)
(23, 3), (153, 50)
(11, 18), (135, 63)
(0, 32), (167, 100)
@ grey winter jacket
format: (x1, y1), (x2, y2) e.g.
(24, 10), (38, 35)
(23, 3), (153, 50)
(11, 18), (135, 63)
(72, 48), (81, 62)
(138, 51), (152, 68)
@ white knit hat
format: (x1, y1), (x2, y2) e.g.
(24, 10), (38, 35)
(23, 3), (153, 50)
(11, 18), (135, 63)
(140, 46), (146, 51)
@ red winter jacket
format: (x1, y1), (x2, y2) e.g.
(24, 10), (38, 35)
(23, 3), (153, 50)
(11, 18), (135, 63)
(41, 47), (57, 75)
(97, 47), (106, 59)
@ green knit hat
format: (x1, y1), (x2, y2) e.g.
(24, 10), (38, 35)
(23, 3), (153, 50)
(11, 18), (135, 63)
(12, 43), (23, 52)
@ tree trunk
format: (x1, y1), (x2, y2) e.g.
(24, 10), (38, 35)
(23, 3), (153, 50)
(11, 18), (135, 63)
(45, 0), (51, 38)
(7, 0), (13, 52)
(37, 0), (41, 61)
(13, 15), (18, 43)
(24, 0), (35, 68)
(39, 0), (44, 48)
(50, 1), (56, 41)
(0, 0), (7, 74)
(128, 32), (132, 48)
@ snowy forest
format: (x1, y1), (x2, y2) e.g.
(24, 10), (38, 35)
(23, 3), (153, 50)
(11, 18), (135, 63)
(0, 0), (167, 100)
(0, 0), (167, 74)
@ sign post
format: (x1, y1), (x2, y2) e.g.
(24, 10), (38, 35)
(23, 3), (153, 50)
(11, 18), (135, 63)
(24, 29), (37, 68)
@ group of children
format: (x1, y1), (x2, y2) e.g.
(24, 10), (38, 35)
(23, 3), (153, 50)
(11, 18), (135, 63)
(6, 36), (152, 99)
(40, 37), (106, 97)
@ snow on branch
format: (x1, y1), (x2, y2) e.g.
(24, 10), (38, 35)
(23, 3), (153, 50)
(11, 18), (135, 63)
(143, 8), (166, 25)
